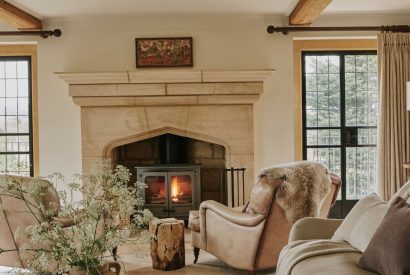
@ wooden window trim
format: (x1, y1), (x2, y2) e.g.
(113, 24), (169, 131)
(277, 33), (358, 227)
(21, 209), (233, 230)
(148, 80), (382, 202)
(0, 44), (39, 175)
(293, 39), (377, 160)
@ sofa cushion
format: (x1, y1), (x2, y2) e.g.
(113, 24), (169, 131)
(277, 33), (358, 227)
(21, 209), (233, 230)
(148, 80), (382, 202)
(292, 252), (377, 275)
(358, 197), (410, 275)
(332, 193), (388, 252)
(389, 180), (410, 203)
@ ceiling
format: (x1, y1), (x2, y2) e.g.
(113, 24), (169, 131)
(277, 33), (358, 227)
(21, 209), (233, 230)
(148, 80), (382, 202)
(7, 0), (410, 19)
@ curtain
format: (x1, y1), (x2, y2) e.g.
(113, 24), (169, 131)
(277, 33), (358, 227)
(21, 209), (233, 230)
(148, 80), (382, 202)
(377, 33), (410, 200)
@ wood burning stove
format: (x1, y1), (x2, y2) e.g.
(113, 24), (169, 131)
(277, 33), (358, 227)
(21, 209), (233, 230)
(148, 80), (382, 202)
(136, 165), (201, 220)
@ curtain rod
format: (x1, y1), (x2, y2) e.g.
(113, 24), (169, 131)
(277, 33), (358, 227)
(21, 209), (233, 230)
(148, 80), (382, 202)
(0, 29), (62, 38)
(267, 25), (410, 35)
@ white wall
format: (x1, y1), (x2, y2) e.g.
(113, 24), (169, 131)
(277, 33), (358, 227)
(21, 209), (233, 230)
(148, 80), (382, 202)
(0, 14), (409, 184)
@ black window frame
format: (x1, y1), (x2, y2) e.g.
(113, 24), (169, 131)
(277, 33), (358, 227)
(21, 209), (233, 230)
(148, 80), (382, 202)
(0, 56), (34, 176)
(301, 50), (377, 218)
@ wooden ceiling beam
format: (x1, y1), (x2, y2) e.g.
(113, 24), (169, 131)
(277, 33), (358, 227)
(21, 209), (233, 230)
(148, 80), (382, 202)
(0, 0), (41, 30)
(289, 0), (332, 26)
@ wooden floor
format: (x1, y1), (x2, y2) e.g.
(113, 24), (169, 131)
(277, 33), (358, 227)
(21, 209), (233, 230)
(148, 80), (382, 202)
(117, 229), (275, 274)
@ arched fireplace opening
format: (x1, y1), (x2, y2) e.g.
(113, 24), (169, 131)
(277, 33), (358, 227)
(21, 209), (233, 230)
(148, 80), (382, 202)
(111, 133), (226, 220)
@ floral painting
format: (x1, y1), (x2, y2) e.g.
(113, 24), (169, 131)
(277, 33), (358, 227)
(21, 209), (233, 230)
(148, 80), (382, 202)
(136, 37), (193, 68)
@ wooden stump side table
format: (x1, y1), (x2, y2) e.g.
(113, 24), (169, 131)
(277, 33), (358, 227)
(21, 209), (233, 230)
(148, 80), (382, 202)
(149, 218), (185, 271)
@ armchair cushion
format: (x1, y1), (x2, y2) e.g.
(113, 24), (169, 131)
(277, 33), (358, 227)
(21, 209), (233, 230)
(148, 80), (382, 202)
(200, 200), (265, 227)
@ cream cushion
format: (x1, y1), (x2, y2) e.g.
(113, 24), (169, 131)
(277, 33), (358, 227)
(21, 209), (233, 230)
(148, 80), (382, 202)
(389, 180), (410, 203)
(331, 193), (388, 252)
(291, 252), (376, 275)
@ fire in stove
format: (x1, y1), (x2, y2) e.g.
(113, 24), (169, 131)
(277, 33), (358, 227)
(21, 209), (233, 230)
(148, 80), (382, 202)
(170, 175), (192, 204)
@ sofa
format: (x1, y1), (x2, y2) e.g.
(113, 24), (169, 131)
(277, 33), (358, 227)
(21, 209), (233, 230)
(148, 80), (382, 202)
(189, 162), (341, 274)
(276, 180), (410, 275)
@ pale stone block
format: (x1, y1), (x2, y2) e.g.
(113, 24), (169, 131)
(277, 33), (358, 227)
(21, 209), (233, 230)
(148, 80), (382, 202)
(72, 97), (135, 107)
(56, 72), (129, 84)
(167, 83), (214, 95)
(202, 70), (274, 82)
(167, 83), (263, 96)
(212, 83), (263, 94)
(81, 107), (149, 157)
(197, 95), (260, 105)
(117, 84), (165, 96)
(145, 106), (190, 131)
(134, 96), (197, 106)
(186, 105), (254, 155)
(128, 70), (201, 83)
(69, 84), (117, 97)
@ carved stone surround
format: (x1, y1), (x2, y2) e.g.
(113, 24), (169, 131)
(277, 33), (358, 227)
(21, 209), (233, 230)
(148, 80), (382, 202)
(58, 70), (273, 198)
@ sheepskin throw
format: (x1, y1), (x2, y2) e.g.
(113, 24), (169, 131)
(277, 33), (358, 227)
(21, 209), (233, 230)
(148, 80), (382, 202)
(259, 161), (331, 223)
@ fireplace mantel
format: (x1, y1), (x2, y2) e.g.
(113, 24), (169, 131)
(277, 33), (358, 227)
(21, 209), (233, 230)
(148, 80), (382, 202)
(56, 70), (274, 107)
(57, 69), (273, 201)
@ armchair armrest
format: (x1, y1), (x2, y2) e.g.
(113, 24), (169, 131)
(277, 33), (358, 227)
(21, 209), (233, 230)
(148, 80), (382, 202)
(200, 200), (265, 227)
(288, 217), (343, 243)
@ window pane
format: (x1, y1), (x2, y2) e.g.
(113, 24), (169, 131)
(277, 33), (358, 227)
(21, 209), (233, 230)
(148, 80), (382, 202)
(4, 153), (30, 175)
(5, 61), (16, 78)
(5, 97), (17, 115)
(306, 147), (341, 176)
(317, 56), (329, 73)
(329, 56), (340, 73)
(17, 61), (28, 78)
(305, 56), (316, 73)
(6, 79), (17, 97)
(18, 79), (29, 97)
(18, 116), (29, 133)
(0, 58), (32, 176)
(346, 147), (377, 199)
(345, 55), (378, 127)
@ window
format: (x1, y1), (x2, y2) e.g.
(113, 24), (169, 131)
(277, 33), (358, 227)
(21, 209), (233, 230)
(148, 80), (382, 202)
(302, 51), (378, 217)
(0, 57), (33, 176)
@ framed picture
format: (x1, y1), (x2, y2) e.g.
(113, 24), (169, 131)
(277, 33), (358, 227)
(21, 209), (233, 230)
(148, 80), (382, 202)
(135, 37), (193, 68)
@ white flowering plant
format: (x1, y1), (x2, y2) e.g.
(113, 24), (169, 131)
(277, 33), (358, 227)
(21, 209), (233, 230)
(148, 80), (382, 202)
(0, 162), (153, 273)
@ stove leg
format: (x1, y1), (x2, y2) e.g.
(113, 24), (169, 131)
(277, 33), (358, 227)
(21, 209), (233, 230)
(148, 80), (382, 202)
(193, 247), (200, 263)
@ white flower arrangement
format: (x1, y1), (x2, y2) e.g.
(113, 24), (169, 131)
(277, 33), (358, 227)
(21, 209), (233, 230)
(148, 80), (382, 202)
(0, 162), (153, 274)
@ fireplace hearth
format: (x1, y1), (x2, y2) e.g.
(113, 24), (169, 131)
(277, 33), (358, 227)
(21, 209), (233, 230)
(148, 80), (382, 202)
(136, 165), (201, 220)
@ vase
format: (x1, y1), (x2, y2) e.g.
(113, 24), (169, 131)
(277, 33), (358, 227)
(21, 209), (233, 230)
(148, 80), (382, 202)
(69, 262), (121, 275)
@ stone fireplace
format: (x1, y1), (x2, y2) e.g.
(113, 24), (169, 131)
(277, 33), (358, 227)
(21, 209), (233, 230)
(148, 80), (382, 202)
(57, 69), (273, 206)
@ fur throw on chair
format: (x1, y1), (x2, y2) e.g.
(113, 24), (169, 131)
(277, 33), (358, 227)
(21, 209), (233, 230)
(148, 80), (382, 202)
(259, 161), (331, 223)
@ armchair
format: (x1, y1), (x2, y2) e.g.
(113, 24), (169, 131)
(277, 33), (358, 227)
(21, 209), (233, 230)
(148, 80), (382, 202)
(0, 175), (62, 268)
(188, 168), (341, 274)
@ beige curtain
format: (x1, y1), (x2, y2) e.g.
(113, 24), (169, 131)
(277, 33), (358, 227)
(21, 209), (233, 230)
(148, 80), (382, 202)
(377, 33), (410, 200)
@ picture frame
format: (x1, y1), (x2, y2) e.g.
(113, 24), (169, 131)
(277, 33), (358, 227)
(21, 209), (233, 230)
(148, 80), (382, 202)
(135, 37), (193, 68)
